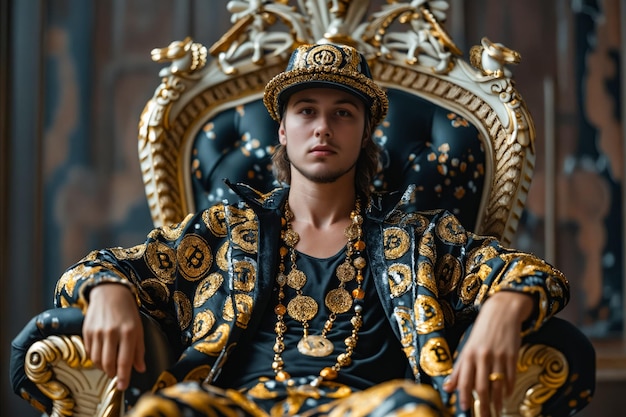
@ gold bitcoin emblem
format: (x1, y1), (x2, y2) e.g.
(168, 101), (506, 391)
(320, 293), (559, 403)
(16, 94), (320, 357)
(419, 337), (453, 376)
(177, 234), (212, 281)
(384, 227), (410, 260)
(146, 241), (177, 283)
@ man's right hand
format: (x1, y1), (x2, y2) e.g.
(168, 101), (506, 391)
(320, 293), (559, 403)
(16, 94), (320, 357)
(83, 283), (146, 391)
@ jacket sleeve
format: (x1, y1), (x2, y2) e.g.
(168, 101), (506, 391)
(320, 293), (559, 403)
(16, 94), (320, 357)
(426, 210), (569, 336)
(53, 205), (235, 335)
(54, 212), (199, 314)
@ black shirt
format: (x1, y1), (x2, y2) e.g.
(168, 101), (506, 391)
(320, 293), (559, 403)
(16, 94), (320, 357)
(216, 247), (410, 390)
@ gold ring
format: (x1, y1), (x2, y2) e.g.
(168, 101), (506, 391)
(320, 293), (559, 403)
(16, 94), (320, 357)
(488, 372), (505, 382)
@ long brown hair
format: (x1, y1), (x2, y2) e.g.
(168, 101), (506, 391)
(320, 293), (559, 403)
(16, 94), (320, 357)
(271, 115), (380, 199)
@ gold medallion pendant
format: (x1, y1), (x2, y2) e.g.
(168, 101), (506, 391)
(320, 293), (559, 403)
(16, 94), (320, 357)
(287, 269), (307, 290)
(287, 295), (318, 321)
(298, 335), (334, 357)
(325, 288), (353, 314)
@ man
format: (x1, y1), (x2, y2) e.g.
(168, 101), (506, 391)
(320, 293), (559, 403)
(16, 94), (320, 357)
(57, 43), (568, 417)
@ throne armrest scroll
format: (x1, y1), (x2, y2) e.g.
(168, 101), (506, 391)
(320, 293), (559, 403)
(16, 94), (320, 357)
(11, 307), (176, 417)
(469, 317), (595, 417)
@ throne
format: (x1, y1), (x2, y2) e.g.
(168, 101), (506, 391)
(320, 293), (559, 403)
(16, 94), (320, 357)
(10, 1), (595, 416)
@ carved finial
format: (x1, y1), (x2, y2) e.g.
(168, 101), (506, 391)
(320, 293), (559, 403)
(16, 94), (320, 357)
(470, 37), (521, 78)
(150, 37), (208, 76)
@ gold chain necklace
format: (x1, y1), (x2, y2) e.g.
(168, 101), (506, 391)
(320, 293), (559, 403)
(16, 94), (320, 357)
(272, 199), (367, 386)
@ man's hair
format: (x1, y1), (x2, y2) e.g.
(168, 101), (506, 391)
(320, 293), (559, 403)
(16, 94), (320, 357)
(271, 115), (380, 199)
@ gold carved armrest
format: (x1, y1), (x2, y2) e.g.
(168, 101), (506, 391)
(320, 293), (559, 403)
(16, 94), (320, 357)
(17, 309), (176, 417)
(474, 343), (568, 417)
(24, 334), (122, 417)
(25, 337), (567, 417)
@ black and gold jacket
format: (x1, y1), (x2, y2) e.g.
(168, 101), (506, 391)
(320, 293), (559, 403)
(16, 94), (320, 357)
(54, 183), (569, 401)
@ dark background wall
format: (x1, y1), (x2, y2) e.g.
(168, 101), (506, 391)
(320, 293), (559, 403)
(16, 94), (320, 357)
(2, 0), (623, 415)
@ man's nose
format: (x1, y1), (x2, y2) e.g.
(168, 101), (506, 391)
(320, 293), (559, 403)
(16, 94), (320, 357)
(314, 116), (332, 137)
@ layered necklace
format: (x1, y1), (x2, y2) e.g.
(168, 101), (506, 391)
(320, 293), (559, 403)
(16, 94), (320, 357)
(272, 199), (367, 386)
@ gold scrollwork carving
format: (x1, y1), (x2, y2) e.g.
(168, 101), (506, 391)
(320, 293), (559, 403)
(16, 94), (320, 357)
(24, 335), (122, 417)
(469, 37), (521, 78)
(490, 344), (569, 417)
(360, 1), (460, 73)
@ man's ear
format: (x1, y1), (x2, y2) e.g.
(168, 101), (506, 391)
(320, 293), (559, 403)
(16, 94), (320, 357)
(279, 120), (287, 145)
(361, 124), (371, 148)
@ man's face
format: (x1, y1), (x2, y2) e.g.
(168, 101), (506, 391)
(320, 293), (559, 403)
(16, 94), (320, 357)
(279, 87), (366, 184)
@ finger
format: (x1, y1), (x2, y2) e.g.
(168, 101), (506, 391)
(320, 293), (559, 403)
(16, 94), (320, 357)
(133, 326), (146, 374)
(116, 335), (135, 391)
(505, 356), (517, 395)
(489, 364), (508, 416)
(100, 330), (119, 379)
(443, 363), (459, 393)
(476, 366), (492, 417)
(490, 373), (505, 417)
(83, 326), (92, 359)
(473, 357), (501, 417)
(457, 362), (477, 411)
(87, 331), (102, 370)
(442, 375), (455, 394)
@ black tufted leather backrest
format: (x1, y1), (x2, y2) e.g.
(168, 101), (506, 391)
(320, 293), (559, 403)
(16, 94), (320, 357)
(190, 89), (484, 231)
(190, 99), (279, 207)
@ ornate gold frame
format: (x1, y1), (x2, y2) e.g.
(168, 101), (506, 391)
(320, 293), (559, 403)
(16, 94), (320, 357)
(137, 0), (535, 246)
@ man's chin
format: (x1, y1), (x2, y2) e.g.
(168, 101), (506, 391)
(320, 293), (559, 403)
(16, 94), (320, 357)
(290, 159), (358, 185)
(293, 167), (345, 184)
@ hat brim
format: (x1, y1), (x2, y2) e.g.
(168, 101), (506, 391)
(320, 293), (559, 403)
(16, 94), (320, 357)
(263, 66), (388, 127)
